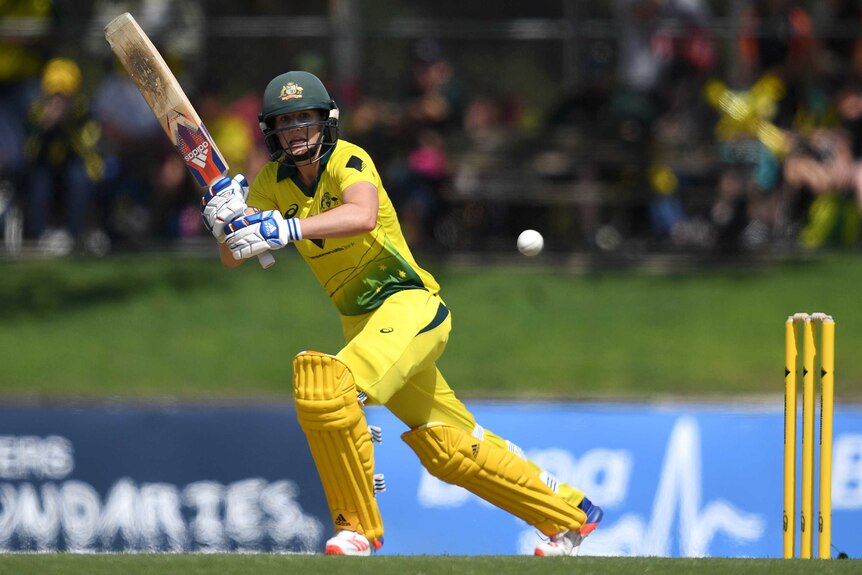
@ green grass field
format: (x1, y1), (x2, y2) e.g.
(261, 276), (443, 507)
(2, 251), (861, 570)
(2, 250), (861, 401)
(0, 554), (858, 575)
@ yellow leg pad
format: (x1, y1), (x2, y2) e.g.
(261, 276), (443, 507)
(402, 423), (586, 536)
(293, 351), (383, 542)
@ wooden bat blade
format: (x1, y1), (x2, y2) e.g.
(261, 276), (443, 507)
(104, 12), (227, 188)
(104, 12), (275, 269)
(104, 13), (185, 122)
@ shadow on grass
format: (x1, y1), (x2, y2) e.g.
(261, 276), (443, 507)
(0, 257), (236, 320)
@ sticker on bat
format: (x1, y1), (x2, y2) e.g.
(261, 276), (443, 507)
(166, 110), (227, 187)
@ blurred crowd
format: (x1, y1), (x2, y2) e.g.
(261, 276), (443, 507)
(3, 0), (862, 258)
(518, 0), (862, 255)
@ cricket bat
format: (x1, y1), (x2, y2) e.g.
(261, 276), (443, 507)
(104, 12), (275, 269)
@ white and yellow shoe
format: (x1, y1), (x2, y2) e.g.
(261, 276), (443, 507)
(534, 497), (603, 557)
(324, 530), (383, 556)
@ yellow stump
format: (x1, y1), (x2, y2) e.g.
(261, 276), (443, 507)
(800, 318), (816, 559)
(784, 313), (835, 560)
(819, 318), (834, 560)
(783, 318), (797, 559)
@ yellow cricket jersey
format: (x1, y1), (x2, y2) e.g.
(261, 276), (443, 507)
(247, 140), (440, 316)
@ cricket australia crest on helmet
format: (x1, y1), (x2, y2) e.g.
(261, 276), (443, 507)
(279, 82), (304, 101)
(261, 71), (334, 123)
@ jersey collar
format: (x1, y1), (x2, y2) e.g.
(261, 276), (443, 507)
(276, 143), (336, 198)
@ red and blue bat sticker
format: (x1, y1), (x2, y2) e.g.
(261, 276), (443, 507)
(166, 110), (227, 187)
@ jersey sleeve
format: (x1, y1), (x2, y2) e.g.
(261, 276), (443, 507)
(334, 146), (381, 191)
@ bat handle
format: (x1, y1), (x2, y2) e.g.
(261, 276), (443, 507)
(258, 251), (276, 269)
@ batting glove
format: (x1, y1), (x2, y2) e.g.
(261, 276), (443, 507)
(201, 174), (249, 242)
(223, 210), (302, 259)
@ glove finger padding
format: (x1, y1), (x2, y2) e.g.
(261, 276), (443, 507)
(200, 174), (249, 242)
(224, 210), (302, 259)
(231, 174), (250, 200)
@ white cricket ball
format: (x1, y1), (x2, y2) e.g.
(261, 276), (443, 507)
(517, 229), (544, 256)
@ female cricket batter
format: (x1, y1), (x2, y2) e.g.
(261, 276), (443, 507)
(201, 71), (602, 556)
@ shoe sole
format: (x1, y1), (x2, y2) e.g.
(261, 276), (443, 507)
(325, 543), (375, 556)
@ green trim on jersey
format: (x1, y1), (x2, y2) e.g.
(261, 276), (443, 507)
(247, 140), (441, 316)
(276, 145), (335, 197)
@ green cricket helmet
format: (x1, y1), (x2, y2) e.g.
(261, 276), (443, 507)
(258, 71), (339, 164)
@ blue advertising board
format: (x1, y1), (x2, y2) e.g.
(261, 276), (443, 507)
(0, 401), (860, 558)
(368, 402), (862, 558)
(0, 405), (328, 552)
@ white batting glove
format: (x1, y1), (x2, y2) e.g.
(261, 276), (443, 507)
(200, 174), (249, 242)
(223, 210), (302, 259)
